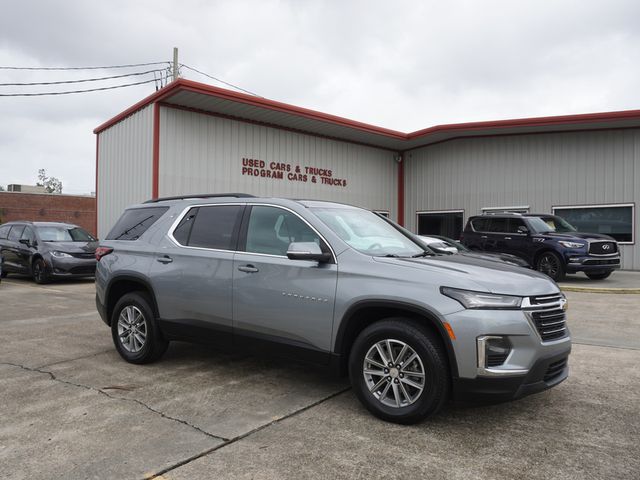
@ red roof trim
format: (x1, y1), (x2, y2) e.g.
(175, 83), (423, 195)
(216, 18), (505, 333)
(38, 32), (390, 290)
(94, 78), (640, 143)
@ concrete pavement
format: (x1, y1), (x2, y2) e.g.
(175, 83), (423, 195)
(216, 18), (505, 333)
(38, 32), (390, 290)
(0, 276), (638, 479)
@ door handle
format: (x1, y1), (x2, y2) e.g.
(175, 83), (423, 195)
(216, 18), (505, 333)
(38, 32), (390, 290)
(504, 236), (512, 240)
(481, 236), (488, 239)
(156, 255), (173, 264)
(238, 264), (259, 273)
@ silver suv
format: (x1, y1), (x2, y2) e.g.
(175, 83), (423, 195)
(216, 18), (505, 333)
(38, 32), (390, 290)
(95, 194), (571, 424)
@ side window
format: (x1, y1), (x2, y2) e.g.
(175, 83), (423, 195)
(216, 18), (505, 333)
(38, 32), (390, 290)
(106, 207), (169, 241)
(508, 218), (526, 234)
(471, 218), (487, 232)
(172, 207), (198, 245)
(186, 205), (243, 250)
(0, 225), (10, 239)
(8, 225), (25, 241)
(245, 206), (320, 256)
(487, 218), (508, 233)
(21, 227), (36, 244)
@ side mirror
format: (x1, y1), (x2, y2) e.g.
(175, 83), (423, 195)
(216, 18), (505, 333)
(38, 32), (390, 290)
(286, 242), (331, 262)
(517, 226), (529, 235)
(19, 239), (33, 247)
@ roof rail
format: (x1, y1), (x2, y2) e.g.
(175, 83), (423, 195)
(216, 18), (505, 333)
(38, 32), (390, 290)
(143, 193), (256, 203)
(482, 211), (523, 216)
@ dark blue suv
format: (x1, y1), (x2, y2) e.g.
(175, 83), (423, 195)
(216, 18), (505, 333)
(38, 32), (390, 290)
(461, 213), (620, 281)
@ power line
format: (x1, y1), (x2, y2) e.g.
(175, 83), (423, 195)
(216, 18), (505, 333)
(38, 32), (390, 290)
(0, 69), (164, 86)
(0, 61), (170, 71)
(179, 64), (261, 97)
(0, 78), (160, 96)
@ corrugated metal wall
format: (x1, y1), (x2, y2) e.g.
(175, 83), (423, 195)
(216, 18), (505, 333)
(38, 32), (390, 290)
(97, 105), (153, 238)
(158, 107), (398, 218)
(404, 129), (640, 269)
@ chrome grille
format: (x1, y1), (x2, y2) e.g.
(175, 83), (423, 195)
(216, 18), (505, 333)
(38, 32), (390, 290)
(589, 241), (618, 255)
(529, 293), (564, 306)
(530, 309), (567, 341)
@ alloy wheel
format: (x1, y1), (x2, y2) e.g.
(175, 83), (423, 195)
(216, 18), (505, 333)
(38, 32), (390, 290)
(117, 305), (147, 353)
(363, 339), (426, 408)
(538, 254), (559, 277)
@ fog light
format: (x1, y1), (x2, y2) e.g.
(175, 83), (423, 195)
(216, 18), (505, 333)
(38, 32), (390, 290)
(568, 257), (581, 263)
(477, 336), (528, 376)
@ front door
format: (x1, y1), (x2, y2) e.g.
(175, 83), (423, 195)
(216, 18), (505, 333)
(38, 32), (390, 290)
(233, 205), (337, 361)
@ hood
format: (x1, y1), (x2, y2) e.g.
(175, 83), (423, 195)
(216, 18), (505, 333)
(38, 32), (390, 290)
(43, 241), (98, 253)
(373, 254), (558, 296)
(540, 232), (615, 241)
(458, 251), (531, 268)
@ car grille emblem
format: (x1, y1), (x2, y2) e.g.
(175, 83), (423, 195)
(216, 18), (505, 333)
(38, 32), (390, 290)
(602, 244), (610, 250)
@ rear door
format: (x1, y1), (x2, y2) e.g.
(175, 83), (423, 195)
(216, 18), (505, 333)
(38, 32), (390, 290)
(148, 204), (244, 347)
(233, 205), (337, 360)
(482, 217), (509, 253)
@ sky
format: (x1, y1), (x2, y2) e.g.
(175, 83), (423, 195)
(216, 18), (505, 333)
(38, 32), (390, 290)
(1, 0), (639, 194)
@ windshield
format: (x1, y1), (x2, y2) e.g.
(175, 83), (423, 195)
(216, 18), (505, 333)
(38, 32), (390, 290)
(36, 226), (96, 242)
(311, 207), (425, 257)
(528, 216), (577, 234)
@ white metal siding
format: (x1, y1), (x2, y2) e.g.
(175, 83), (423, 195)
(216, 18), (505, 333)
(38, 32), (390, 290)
(404, 129), (640, 269)
(97, 105), (153, 238)
(158, 107), (398, 219)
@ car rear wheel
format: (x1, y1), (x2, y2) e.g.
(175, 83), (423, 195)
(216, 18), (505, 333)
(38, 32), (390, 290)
(536, 251), (565, 282)
(348, 318), (449, 424)
(111, 292), (168, 364)
(586, 271), (612, 280)
(32, 258), (49, 284)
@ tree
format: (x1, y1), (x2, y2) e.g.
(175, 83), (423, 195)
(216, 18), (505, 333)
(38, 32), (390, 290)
(37, 169), (63, 194)
(0, 185), (4, 191)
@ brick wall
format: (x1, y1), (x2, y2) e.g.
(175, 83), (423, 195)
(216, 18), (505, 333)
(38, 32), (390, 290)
(0, 192), (96, 236)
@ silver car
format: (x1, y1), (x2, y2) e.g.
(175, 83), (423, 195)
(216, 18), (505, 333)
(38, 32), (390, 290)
(95, 195), (571, 424)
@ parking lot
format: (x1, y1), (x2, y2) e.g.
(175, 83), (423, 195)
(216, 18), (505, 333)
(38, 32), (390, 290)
(1, 276), (639, 480)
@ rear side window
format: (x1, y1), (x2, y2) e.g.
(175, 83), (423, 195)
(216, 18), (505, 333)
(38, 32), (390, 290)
(106, 207), (169, 241)
(8, 225), (25, 241)
(470, 218), (488, 232)
(486, 218), (508, 233)
(0, 225), (10, 239)
(176, 205), (243, 250)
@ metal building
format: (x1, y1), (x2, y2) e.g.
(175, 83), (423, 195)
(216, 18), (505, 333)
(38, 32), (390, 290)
(95, 79), (640, 269)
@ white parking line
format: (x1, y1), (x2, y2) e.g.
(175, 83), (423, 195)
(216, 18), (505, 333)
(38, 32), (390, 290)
(0, 279), (92, 295)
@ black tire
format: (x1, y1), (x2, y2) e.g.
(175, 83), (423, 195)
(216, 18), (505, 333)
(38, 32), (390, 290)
(536, 251), (566, 282)
(111, 292), (168, 364)
(32, 258), (50, 284)
(348, 318), (450, 424)
(586, 271), (612, 280)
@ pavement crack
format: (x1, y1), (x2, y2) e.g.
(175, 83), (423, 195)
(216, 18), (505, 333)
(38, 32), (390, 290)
(145, 385), (352, 479)
(36, 349), (114, 369)
(1, 361), (228, 443)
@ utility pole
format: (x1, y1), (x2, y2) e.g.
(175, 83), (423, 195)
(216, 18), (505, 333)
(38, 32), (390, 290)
(172, 47), (179, 82)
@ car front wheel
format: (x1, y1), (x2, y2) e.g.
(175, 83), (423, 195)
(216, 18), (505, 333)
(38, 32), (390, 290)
(536, 251), (566, 282)
(32, 258), (49, 284)
(348, 318), (450, 424)
(111, 292), (168, 364)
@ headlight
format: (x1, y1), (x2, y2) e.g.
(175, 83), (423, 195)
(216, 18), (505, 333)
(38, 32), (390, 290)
(558, 241), (585, 249)
(51, 251), (73, 258)
(441, 287), (522, 309)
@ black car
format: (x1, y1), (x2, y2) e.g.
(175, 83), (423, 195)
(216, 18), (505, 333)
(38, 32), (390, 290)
(460, 213), (620, 281)
(418, 234), (531, 268)
(0, 221), (98, 283)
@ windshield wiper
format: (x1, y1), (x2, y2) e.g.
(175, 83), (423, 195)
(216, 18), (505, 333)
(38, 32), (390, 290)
(411, 250), (435, 258)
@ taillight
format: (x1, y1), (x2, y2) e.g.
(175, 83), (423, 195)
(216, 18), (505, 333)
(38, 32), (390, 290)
(95, 247), (113, 261)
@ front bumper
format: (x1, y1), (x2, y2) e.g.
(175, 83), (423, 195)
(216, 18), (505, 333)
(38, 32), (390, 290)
(48, 255), (97, 277)
(452, 350), (569, 403)
(444, 294), (571, 403)
(564, 254), (620, 273)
